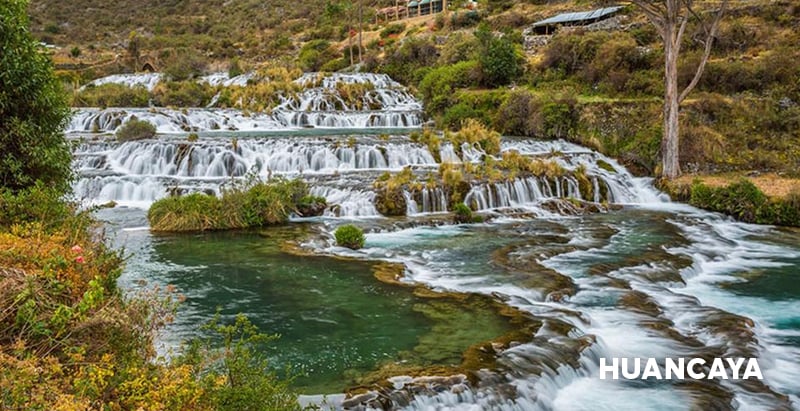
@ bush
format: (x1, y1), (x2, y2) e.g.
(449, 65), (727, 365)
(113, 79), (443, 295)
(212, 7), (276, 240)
(73, 83), (151, 107)
(148, 178), (309, 232)
(152, 80), (215, 107)
(182, 314), (300, 411)
(298, 39), (340, 72)
(379, 37), (439, 85)
(335, 224), (365, 249)
(541, 98), (578, 139)
(147, 192), (223, 232)
(495, 89), (541, 137)
(1, 0), (72, 194)
(453, 202), (473, 224)
(450, 10), (483, 29)
(418, 60), (480, 116)
(162, 48), (208, 81)
(116, 118), (157, 141)
(448, 118), (502, 156)
(0, 182), (72, 231)
(438, 32), (480, 65)
(442, 102), (485, 130)
(689, 179), (800, 226)
(540, 30), (608, 76)
(690, 179), (767, 223)
(380, 23), (405, 38)
(476, 25), (525, 87)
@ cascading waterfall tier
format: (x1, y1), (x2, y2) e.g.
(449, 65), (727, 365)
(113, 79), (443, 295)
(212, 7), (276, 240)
(68, 72), (424, 133)
(72, 135), (664, 217)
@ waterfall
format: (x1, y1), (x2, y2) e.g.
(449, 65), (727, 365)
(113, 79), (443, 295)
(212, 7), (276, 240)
(308, 186), (379, 217)
(403, 190), (419, 215)
(82, 73), (163, 91)
(69, 72), (424, 133)
(72, 130), (665, 216)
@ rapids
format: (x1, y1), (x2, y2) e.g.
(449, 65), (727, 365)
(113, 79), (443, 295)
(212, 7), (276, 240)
(73, 73), (799, 410)
(69, 72), (423, 133)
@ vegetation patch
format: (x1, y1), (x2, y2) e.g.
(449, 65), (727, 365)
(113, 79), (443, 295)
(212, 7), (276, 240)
(335, 224), (366, 250)
(663, 178), (800, 227)
(147, 178), (310, 232)
(116, 118), (157, 141)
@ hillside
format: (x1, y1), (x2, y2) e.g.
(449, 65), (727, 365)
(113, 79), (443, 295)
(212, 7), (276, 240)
(29, 0), (800, 182)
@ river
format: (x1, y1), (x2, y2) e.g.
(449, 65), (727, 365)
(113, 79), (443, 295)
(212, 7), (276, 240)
(71, 72), (799, 410)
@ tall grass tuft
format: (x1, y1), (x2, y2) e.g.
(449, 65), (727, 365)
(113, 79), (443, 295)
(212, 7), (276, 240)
(148, 177), (310, 232)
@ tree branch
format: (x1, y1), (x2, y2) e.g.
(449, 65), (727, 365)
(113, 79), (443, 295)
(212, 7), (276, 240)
(679, 0), (727, 102)
(629, 0), (668, 38)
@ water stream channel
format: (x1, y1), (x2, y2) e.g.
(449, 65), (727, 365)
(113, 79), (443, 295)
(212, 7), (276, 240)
(72, 72), (799, 410)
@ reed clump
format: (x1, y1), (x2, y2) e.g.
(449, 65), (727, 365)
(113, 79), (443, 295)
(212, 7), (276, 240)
(148, 177), (316, 232)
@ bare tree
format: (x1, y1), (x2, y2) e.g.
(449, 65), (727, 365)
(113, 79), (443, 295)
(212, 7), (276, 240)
(630, 0), (727, 178)
(358, 0), (364, 64)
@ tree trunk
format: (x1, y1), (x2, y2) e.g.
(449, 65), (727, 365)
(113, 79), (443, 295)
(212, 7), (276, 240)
(358, 0), (363, 64)
(631, 0), (725, 180)
(348, 24), (354, 66)
(662, 21), (681, 179)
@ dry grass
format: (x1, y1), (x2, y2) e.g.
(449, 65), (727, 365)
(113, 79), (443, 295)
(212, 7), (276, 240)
(674, 173), (800, 199)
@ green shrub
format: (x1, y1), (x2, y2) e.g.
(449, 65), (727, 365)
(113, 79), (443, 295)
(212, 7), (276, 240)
(690, 179), (767, 223)
(689, 179), (800, 227)
(380, 23), (405, 38)
(442, 102), (485, 130)
(0, 182), (72, 231)
(541, 98), (578, 139)
(476, 25), (525, 87)
(379, 37), (439, 86)
(74, 83), (151, 107)
(453, 202), (473, 224)
(1, 0), (72, 194)
(152, 81), (215, 107)
(182, 314), (300, 411)
(418, 60), (480, 116)
(148, 178), (309, 232)
(162, 48), (208, 81)
(147, 192), (224, 231)
(298, 39), (340, 72)
(540, 31), (609, 76)
(335, 224), (365, 249)
(320, 57), (349, 72)
(116, 118), (157, 141)
(438, 32), (480, 65)
(223, 178), (307, 228)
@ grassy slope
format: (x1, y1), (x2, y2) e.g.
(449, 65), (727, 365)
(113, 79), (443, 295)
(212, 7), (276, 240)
(30, 0), (800, 197)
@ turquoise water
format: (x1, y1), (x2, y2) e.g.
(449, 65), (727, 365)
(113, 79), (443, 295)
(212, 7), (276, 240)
(104, 210), (512, 394)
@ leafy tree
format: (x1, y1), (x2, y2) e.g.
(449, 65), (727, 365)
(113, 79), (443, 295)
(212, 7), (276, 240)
(0, 0), (72, 194)
(475, 24), (524, 87)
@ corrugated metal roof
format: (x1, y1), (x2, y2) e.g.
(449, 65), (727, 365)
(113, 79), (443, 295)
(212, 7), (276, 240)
(532, 6), (623, 27)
